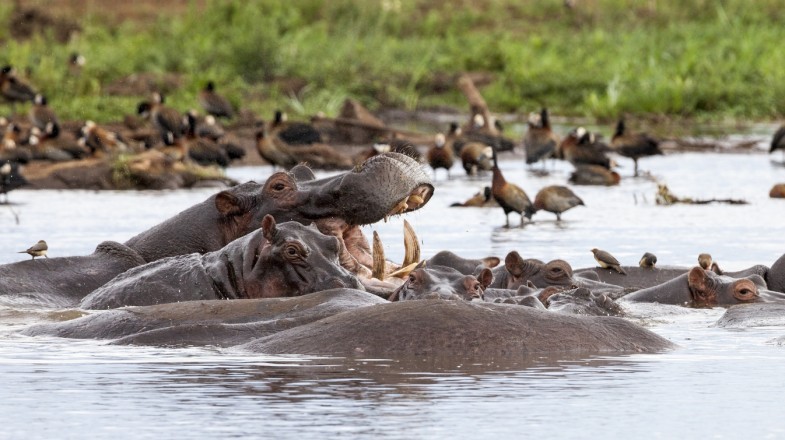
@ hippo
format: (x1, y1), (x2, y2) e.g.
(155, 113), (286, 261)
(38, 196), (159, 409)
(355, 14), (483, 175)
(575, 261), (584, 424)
(622, 267), (785, 307)
(542, 287), (624, 316)
(80, 215), (362, 309)
(426, 250), (500, 275)
(714, 303), (785, 329)
(0, 153), (433, 304)
(24, 289), (674, 357)
(389, 265), (494, 301)
(24, 288), (384, 347)
(241, 299), (674, 358)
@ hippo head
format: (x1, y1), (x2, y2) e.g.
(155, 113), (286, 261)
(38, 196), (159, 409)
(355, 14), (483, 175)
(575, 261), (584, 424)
(542, 287), (624, 316)
(208, 152), (434, 279)
(501, 252), (574, 289)
(242, 215), (362, 298)
(687, 267), (772, 307)
(389, 265), (493, 302)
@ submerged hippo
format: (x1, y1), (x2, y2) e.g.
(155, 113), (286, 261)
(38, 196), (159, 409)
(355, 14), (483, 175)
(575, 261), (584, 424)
(0, 153), (433, 305)
(622, 267), (785, 307)
(25, 290), (674, 357)
(81, 215), (361, 309)
(388, 265), (494, 301)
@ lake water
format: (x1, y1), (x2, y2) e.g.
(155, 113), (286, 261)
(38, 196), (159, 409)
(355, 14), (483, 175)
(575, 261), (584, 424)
(1, 148), (785, 439)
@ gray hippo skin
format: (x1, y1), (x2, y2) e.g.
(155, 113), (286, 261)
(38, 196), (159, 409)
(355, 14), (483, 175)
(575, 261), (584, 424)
(426, 251), (500, 275)
(241, 300), (675, 358)
(714, 303), (785, 329)
(80, 215), (362, 309)
(768, 253), (785, 293)
(24, 289), (384, 347)
(622, 267), (785, 307)
(388, 265), (494, 301)
(0, 153), (433, 303)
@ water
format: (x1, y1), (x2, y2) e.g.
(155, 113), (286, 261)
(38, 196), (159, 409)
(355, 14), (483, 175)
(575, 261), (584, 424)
(1, 150), (785, 438)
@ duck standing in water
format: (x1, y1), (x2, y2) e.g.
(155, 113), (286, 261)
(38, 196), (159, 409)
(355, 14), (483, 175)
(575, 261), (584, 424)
(427, 133), (455, 179)
(491, 149), (534, 227)
(610, 119), (663, 176)
(532, 185), (584, 221)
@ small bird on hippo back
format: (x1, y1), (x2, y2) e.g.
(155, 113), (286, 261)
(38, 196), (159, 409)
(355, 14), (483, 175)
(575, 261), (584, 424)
(19, 240), (48, 260)
(591, 248), (626, 275)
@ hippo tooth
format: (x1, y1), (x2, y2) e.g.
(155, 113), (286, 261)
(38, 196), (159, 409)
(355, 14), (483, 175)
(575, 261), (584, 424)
(372, 231), (386, 281)
(407, 194), (425, 210)
(387, 261), (420, 279)
(402, 219), (420, 267)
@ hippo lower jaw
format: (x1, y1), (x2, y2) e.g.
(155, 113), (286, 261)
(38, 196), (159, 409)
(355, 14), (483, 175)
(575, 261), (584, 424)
(314, 217), (420, 295)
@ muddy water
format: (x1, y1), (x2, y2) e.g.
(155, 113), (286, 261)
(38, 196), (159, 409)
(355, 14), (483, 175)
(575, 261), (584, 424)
(2, 150), (785, 438)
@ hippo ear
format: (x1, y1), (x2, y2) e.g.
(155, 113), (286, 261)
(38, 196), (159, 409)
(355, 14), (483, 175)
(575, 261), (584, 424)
(688, 267), (711, 300)
(477, 268), (494, 289)
(290, 165), (316, 182)
(481, 256), (501, 268)
(215, 191), (244, 217)
(261, 214), (277, 241)
(505, 251), (525, 277)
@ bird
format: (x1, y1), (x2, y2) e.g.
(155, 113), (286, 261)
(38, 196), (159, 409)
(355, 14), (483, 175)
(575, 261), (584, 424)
(770, 125), (785, 160)
(0, 65), (37, 114)
(0, 159), (27, 203)
(639, 252), (657, 268)
(459, 142), (493, 176)
(559, 127), (612, 169)
(610, 119), (663, 176)
(523, 108), (559, 167)
(491, 148), (534, 227)
(450, 186), (497, 207)
(137, 94), (186, 142)
(355, 138), (421, 164)
(68, 52), (86, 76)
(198, 81), (234, 119)
(19, 240), (48, 260)
(568, 164), (621, 186)
(698, 253), (722, 274)
(29, 94), (60, 138)
(532, 185), (584, 221)
(78, 120), (127, 157)
(269, 110), (322, 145)
(427, 133), (455, 178)
(591, 248), (627, 275)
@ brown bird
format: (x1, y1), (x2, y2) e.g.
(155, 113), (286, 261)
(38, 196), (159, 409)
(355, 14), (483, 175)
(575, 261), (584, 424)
(568, 164), (621, 186)
(68, 52), (86, 76)
(532, 185), (584, 221)
(137, 94), (186, 142)
(559, 127), (612, 169)
(198, 81), (234, 119)
(78, 120), (127, 157)
(460, 142), (493, 176)
(698, 253), (722, 274)
(611, 119), (663, 176)
(1, 159), (27, 203)
(491, 149), (534, 227)
(524, 108), (559, 167)
(19, 240), (48, 260)
(427, 133), (455, 178)
(450, 186), (497, 208)
(591, 248), (626, 275)
(269, 110), (322, 145)
(639, 252), (657, 268)
(1, 65), (37, 114)
(29, 94), (60, 138)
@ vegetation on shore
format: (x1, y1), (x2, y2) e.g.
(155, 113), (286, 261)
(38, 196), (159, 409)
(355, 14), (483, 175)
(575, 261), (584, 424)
(2, 0), (785, 125)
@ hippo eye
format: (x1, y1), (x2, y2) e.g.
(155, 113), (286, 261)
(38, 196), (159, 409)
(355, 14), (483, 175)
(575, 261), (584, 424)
(273, 183), (286, 191)
(734, 286), (757, 301)
(283, 243), (306, 262)
(408, 274), (417, 284)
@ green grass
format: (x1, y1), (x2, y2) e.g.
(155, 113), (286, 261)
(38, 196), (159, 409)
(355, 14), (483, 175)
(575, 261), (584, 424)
(2, 0), (785, 125)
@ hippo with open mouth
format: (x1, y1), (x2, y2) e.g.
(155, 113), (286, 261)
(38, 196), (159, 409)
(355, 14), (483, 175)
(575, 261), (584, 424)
(0, 152), (433, 306)
(80, 215), (363, 309)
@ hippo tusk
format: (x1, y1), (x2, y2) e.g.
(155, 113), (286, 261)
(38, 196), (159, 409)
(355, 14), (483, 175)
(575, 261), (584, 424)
(372, 231), (386, 281)
(387, 261), (420, 279)
(402, 219), (420, 267)
(407, 194), (425, 210)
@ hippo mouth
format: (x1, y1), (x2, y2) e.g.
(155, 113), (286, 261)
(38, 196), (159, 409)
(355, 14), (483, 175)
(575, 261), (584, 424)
(313, 217), (420, 296)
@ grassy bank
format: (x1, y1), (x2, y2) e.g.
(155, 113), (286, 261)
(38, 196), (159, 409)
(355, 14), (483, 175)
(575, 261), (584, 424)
(2, 0), (785, 124)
